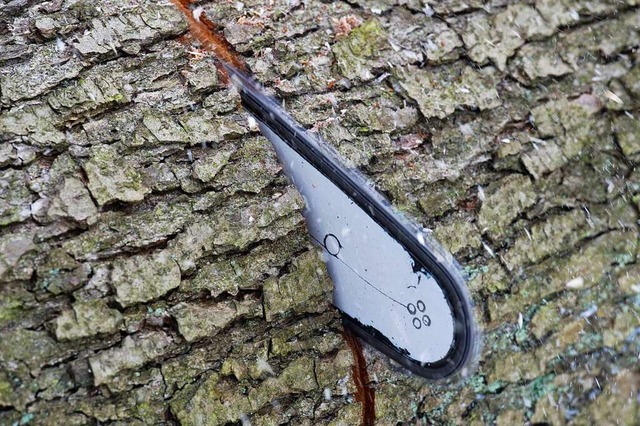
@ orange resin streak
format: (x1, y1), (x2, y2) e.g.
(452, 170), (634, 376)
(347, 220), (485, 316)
(169, 0), (247, 72)
(344, 326), (376, 426)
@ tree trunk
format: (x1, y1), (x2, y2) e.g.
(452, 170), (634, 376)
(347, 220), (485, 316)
(1, 0), (638, 424)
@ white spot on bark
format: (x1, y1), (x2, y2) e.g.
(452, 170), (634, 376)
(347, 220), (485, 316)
(323, 388), (332, 400)
(529, 137), (547, 150)
(566, 277), (585, 289)
(459, 123), (473, 136)
(517, 312), (523, 329)
(482, 241), (495, 258)
(477, 185), (485, 202)
(55, 38), (67, 53)
(375, 73), (390, 83)
(247, 115), (258, 131)
(256, 357), (275, 375)
(192, 7), (204, 22)
(604, 89), (623, 105)
(580, 304), (598, 318)
(337, 376), (349, 396)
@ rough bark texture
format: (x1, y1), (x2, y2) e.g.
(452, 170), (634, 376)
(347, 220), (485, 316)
(1, 0), (639, 425)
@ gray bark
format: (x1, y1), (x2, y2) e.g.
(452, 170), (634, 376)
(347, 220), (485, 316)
(0, 0), (639, 424)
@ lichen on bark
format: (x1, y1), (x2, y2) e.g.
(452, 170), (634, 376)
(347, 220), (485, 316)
(0, 0), (639, 424)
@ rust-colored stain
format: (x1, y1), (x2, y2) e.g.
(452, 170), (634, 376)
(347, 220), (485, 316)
(343, 326), (376, 426)
(169, 0), (247, 74)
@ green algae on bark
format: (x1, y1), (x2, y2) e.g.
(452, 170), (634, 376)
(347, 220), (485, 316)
(112, 250), (181, 307)
(84, 144), (152, 206)
(89, 331), (172, 386)
(332, 19), (389, 81)
(54, 300), (123, 341)
(263, 249), (333, 321)
(1, 0), (639, 424)
(397, 64), (501, 119)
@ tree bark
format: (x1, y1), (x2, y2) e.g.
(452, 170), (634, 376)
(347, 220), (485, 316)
(1, 0), (639, 424)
